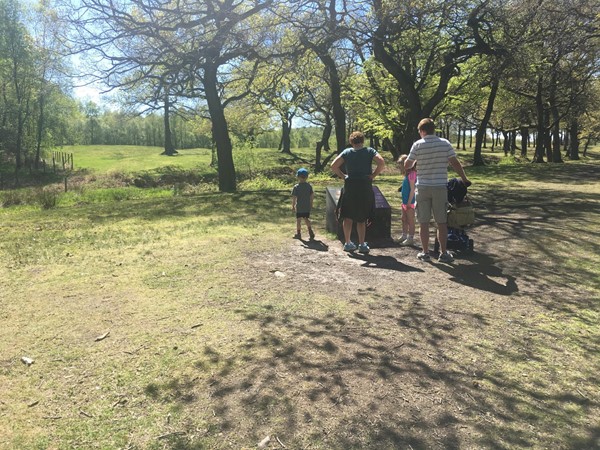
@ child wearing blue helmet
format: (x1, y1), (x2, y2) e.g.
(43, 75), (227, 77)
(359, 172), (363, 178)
(291, 168), (315, 240)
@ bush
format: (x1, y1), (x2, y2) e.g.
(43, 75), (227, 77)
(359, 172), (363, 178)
(0, 190), (24, 207)
(133, 173), (158, 188)
(36, 188), (58, 210)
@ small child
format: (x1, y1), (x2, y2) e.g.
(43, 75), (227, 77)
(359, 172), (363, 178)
(291, 168), (315, 240)
(397, 154), (416, 245)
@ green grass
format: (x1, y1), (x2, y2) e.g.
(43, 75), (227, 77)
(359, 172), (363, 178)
(65, 145), (213, 173)
(1, 145), (599, 449)
(64, 144), (325, 176)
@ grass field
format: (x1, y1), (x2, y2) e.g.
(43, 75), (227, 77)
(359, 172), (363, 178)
(1, 145), (599, 449)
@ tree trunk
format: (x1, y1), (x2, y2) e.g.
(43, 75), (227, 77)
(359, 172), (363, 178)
(550, 104), (562, 163)
(520, 127), (528, 158)
(533, 76), (546, 162)
(502, 130), (510, 156)
(321, 118), (332, 152)
(161, 94), (177, 156)
(315, 141), (323, 173)
(474, 78), (499, 166)
(582, 136), (591, 157)
(315, 119), (332, 173)
(544, 109), (552, 162)
(204, 63), (236, 192)
(35, 93), (46, 169)
(510, 131), (517, 156)
(569, 118), (580, 160)
(281, 115), (292, 154)
(317, 51), (346, 153)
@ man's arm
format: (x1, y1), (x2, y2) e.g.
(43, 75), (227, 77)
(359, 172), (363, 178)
(448, 156), (471, 186)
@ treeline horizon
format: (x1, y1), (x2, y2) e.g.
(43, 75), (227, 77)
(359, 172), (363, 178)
(1, 0), (599, 191)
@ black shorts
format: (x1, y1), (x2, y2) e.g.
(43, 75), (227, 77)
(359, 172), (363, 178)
(296, 212), (310, 219)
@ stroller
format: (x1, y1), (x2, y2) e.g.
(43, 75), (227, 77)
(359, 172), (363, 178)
(434, 178), (475, 254)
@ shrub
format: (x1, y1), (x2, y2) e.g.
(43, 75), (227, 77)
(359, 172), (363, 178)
(36, 188), (58, 210)
(0, 190), (24, 207)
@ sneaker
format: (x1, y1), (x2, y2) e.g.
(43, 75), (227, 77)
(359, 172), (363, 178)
(398, 235), (407, 243)
(417, 252), (431, 261)
(308, 229), (315, 240)
(358, 243), (370, 254)
(401, 237), (414, 246)
(438, 251), (454, 263)
(293, 233), (301, 239)
(343, 242), (357, 252)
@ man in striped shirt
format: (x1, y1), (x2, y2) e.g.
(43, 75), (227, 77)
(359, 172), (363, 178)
(405, 118), (471, 263)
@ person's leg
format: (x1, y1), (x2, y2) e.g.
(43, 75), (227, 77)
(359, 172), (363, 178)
(305, 217), (315, 239)
(437, 222), (448, 254)
(420, 222), (430, 253)
(356, 221), (366, 245)
(407, 207), (416, 237)
(431, 186), (452, 261)
(401, 206), (408, 237)
(295, 217), (302, 237)
(416, 187), (433, 256)
(343, 218), (353, 244)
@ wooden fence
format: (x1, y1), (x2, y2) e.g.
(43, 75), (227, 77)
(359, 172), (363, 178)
(52, 151), (74, 173)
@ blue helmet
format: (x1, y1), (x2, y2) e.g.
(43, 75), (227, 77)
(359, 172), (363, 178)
(296, 168), (309, 177)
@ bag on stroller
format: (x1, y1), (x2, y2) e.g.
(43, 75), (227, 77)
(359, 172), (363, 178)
(434, 178), (475, 253)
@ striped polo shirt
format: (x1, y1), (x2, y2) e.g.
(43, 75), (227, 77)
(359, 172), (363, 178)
(407, 135), (456, 187)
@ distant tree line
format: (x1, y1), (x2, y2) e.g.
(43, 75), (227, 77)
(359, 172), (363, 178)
(1, 0), (599, 191)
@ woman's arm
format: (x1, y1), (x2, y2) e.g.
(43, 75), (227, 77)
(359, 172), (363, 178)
(369, 153), (386, 180)
(331, 155), (347, 179)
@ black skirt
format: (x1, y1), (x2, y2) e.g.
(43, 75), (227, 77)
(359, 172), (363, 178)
(339, 177), (374, 222)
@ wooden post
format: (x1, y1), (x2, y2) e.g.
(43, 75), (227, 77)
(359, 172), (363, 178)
(64, 176), (68, 192)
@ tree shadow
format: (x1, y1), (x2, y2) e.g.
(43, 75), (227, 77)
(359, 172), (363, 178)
(146, 297), (599, 449)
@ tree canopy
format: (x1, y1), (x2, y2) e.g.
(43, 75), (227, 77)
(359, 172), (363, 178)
(1, 0), (599, 189)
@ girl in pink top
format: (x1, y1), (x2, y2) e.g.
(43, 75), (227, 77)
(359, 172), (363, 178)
(397, 155), (417, 245)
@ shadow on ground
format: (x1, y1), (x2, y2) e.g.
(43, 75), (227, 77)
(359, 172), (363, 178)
(146, 295), (599, 449)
